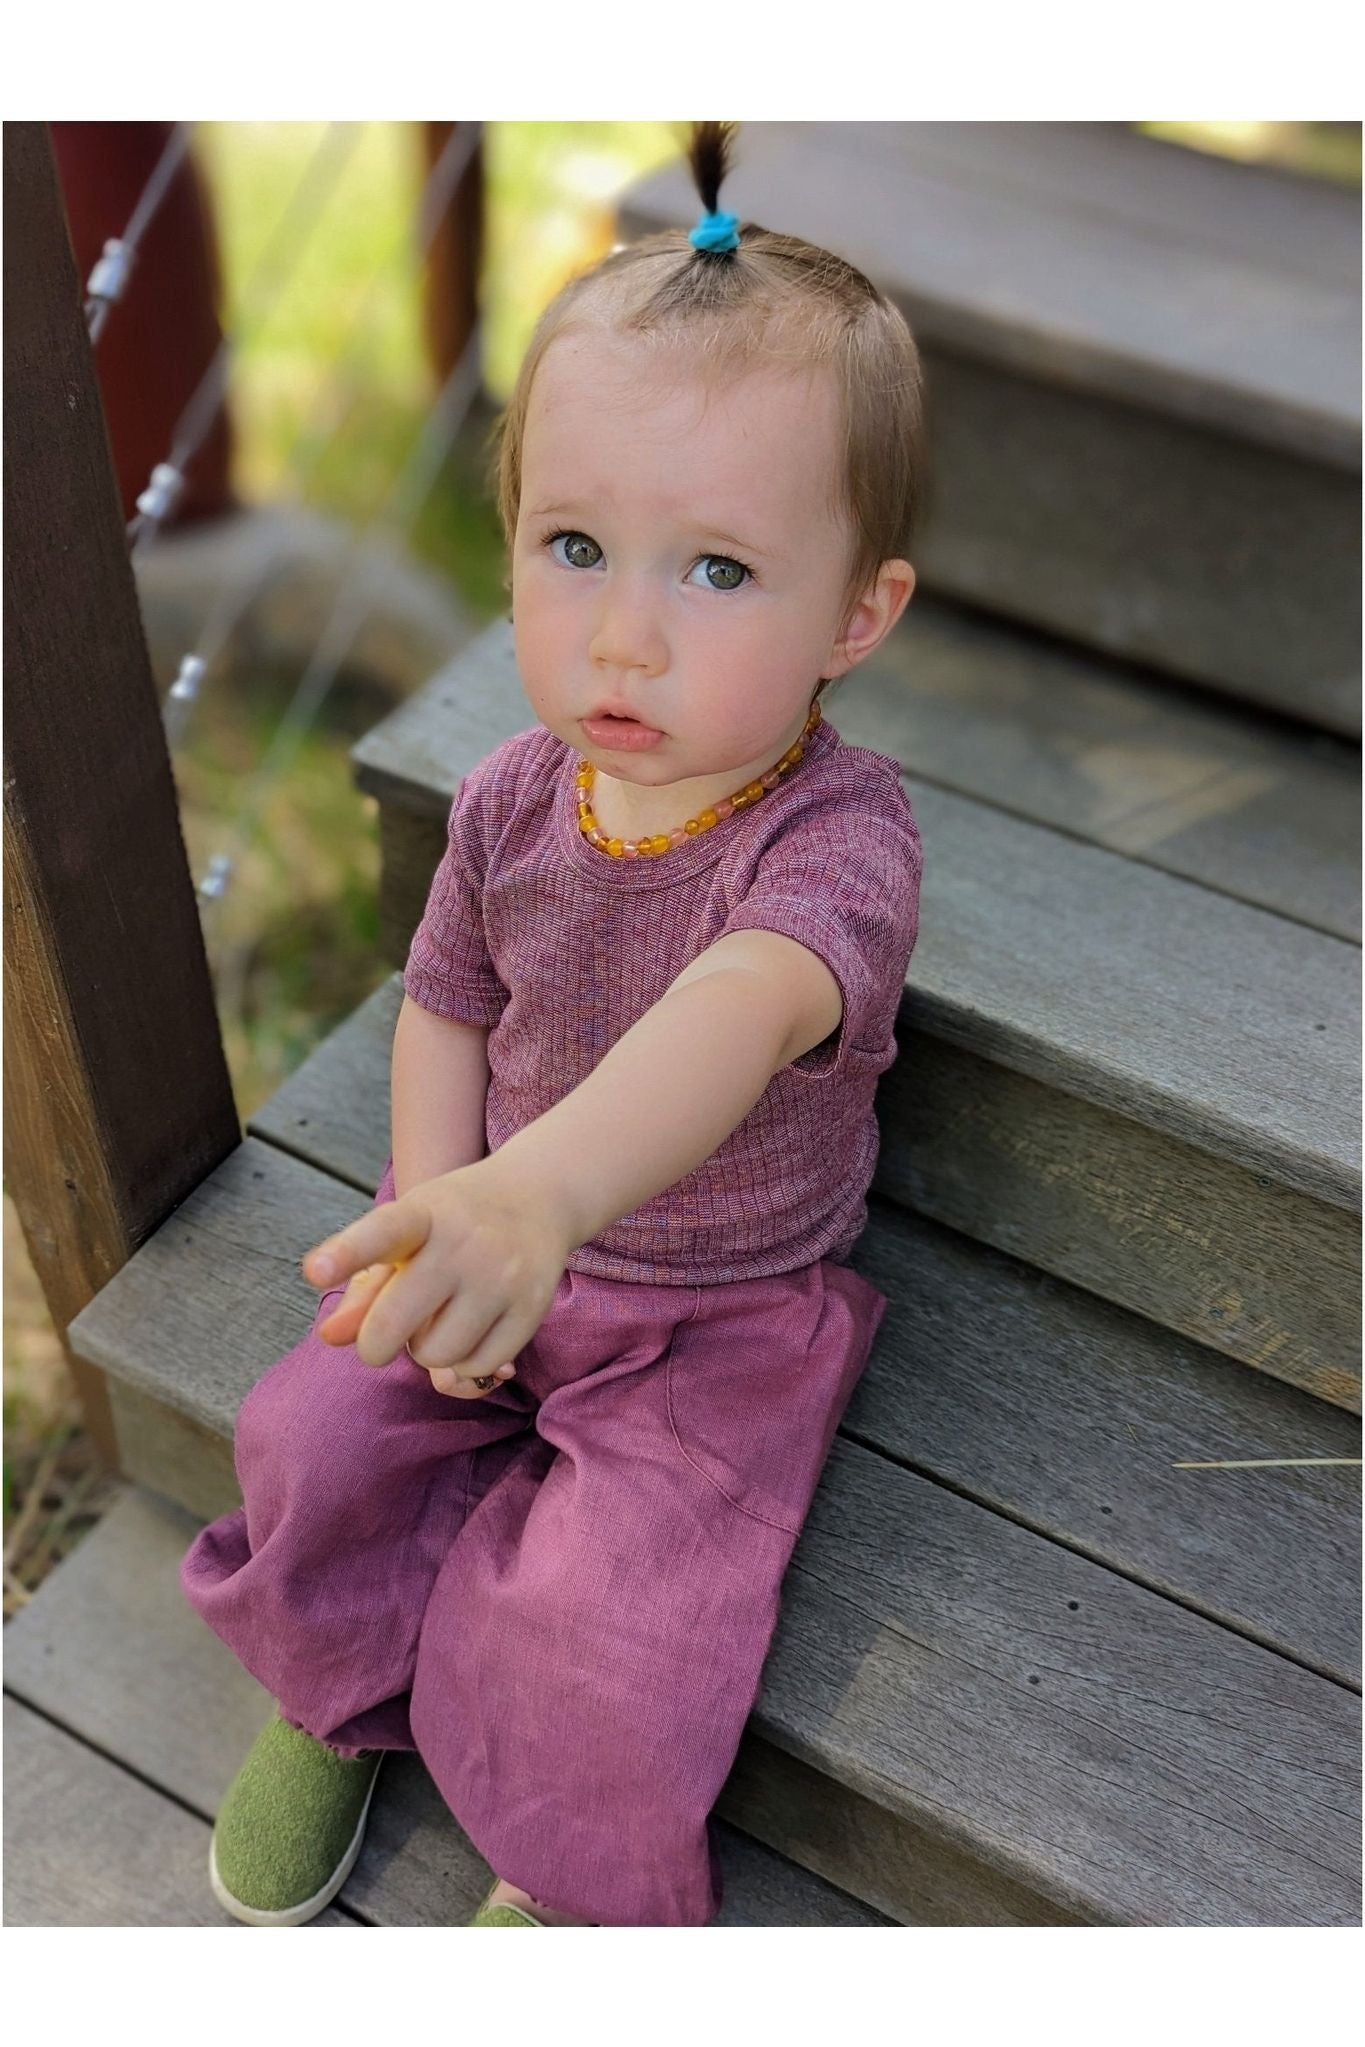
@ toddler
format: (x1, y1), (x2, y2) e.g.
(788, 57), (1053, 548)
(181, 120), (925, 1928)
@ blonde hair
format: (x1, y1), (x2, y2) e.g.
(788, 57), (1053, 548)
(489, 122), (926, 694)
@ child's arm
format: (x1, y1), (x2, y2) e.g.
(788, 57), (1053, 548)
(314, 996), (492, 1349)
(391, 995), (491, 1199)
(305, 929), (838, 1376)
(490, 927), (841, 1253)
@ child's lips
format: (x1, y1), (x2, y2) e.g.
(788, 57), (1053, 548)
(582, 713), (666, 750)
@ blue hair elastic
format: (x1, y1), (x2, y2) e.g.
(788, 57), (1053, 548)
(689, 207), (740, 253)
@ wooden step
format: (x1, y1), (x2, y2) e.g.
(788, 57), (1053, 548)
(2, 1695), (357, 1926)
(64, 1116), (1361, 1924)
(617, 122), (1361, 733)
(351, 621), (1361, 1411)
(3, 1489), (883, 1928)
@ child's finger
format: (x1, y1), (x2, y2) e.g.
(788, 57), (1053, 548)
(303, 1211), (422, 1290)
(427, 1364), (516, 1399)
(318, 1264), (395, 1347)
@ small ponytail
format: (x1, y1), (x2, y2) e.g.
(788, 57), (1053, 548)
(686, 121), (742, 255)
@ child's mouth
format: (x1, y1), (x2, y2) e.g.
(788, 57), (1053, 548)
(582, 713), (666, 750)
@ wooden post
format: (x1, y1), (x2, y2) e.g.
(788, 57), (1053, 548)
(419, 122), (484, 389)
(2, 124), (241, 1470)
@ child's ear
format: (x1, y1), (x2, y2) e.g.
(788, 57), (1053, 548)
(830, 560), (916, 676)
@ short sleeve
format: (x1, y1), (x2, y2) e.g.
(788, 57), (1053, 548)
(402, 773), (508, 1026)
(716, 790), (922, 1082)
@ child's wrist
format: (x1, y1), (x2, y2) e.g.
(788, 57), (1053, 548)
(462, 1146), (587, 1257)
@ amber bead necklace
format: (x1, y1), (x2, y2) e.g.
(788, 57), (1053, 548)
(575, 699), (822, 858)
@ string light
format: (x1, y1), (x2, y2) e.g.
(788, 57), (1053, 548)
(128, 123), (363, 555)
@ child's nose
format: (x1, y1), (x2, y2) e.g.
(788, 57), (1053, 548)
(587, 580), (668, 677)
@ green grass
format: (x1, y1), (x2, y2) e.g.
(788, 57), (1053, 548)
(196, 121), (680, 612)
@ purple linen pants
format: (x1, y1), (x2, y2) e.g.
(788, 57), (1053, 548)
(180, 1158), (886, 1926)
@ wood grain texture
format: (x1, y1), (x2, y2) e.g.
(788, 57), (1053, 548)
(62, 1145), (1361, 1926)
(1, 1697), (353, 1927)
(876, 1036), (1360, 1413)
(768, 1439), (1359, 1927)
(3, 1489), (887, 1928)
(252, 986), (1358, 1659)
(718, 1735), (1082, 1927)
(617, 124), (1361, 729)
(846, 596), (1360, 944)
(910, 351), (1361, 738)
(849, 1199), (1361, 1686)
(109, 1378), (241, 1523)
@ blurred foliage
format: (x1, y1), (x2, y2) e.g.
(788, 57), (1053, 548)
(1141, 120), (1360, 184)
(196, 122), (680, 615)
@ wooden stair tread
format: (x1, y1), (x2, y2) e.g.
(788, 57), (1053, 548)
(2, 1489), (886, 1928)
(777, 1438), (1357, 1926)
(351, 622), (1361, 1213)
(1, 1695), (355, 1927)
(64, 1134), (1361, 1924)
(856, 597), (1361, 946)
(245, 975), (1362, 1685)
(618, 122), (1361, 467)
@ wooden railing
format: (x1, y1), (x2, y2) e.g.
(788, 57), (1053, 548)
(3, 123), (242, 1466)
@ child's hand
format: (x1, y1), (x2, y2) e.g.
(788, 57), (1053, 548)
(302, 1157), (574, 1399)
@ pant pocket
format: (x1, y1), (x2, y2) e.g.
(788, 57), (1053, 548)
(664, 1265), (881, 1536)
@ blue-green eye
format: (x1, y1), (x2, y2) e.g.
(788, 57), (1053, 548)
(686, 554), (750, 592)
(546, 530), (602, 569)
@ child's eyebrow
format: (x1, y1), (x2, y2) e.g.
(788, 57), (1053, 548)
(527, 500), (784, 564)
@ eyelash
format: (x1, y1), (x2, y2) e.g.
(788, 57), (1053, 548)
(539, 526), (757, 589)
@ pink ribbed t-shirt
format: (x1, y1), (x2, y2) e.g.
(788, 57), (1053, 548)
(402, 713), (923, 1285)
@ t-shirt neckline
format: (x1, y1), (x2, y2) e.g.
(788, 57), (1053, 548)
(554, 716), (838, 890)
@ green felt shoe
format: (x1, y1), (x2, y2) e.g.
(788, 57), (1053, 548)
(469, 1885), (543, 1926)
(209, 1711), (383, 1926)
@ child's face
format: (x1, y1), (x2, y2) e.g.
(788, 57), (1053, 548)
(511, 330), (889, 800)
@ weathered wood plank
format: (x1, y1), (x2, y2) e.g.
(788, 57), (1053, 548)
(3, 1489), (887, 1928)
(62, 1151), (1361, 1926)
(618, 124), (1361, 731)
(870, 124), (1359, 297)
(109, 1377), (243, 1524)
(351, 627), (1362, 1215)
(770, 1439), (1360, 1927)
(252, 1001), (1360, 1663)
(875, 1036), (1360, 1414)
(1, 1696), (353, 1927)
(850, 1201), (1361, 1684)
(848, 597), (1360, 944)
(717, 1736), (1082, 1927)
(67, 1140), (371, 1439)
(907, 354), (1361, 739)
